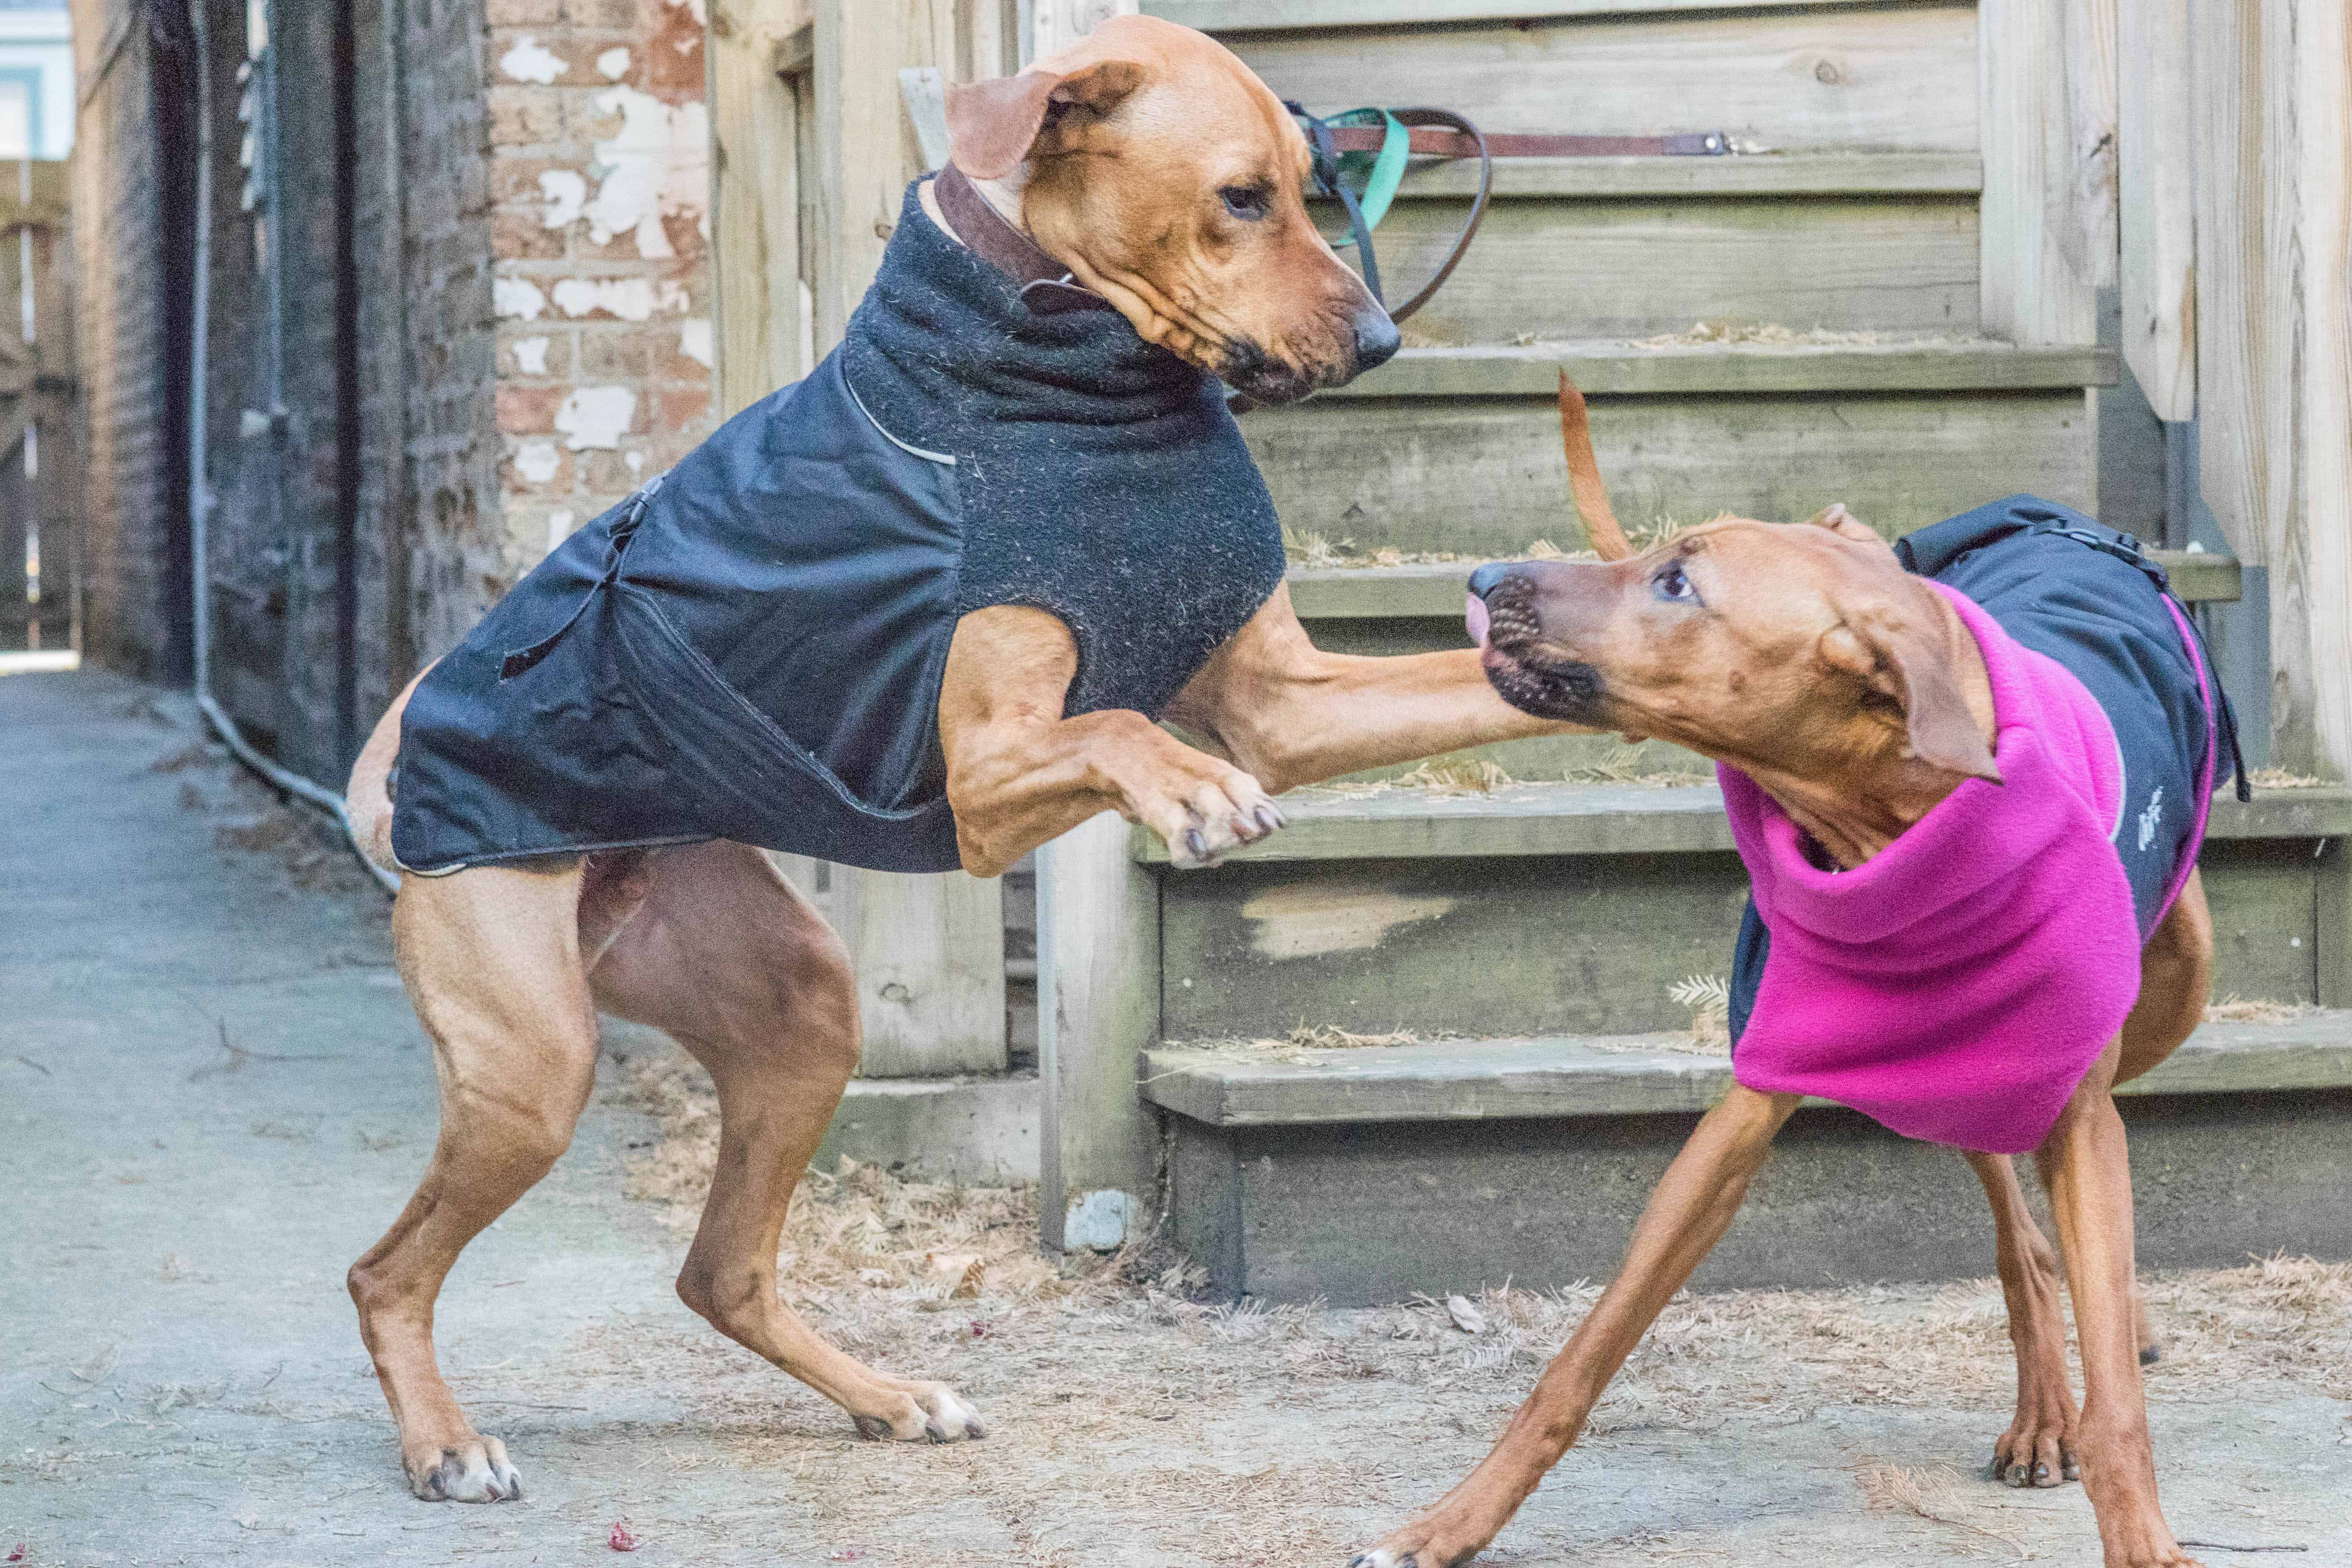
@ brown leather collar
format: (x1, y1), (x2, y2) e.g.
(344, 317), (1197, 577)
(932, 162), (1115, 315)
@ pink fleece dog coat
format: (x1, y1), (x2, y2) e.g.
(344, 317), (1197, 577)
(1721, 580), (2192, 1154)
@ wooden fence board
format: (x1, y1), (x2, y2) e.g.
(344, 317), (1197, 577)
(709, 0), (809, 417)
(2118, 0), (2196, 420)
(1978, 0), (2099, 345)
(1221, 6), (1979, 154)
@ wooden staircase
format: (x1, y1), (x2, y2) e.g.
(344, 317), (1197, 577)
(1022, 0), (2352, 1283)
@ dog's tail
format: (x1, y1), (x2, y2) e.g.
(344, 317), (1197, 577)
(1559, 369), (1635, 561)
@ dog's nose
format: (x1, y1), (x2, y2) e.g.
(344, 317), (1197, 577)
(1352, 308), (1401, 373)
(1467, 562), (1512, 600)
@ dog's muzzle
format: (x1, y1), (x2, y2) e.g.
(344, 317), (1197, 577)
(1469, 564), (1606, 722)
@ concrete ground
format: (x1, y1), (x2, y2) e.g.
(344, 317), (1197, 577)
(3, 667), (2348, 1568)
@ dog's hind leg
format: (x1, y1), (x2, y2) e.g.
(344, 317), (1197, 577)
(350, 854), (601, 1502)
(587, 840), (984, 1443)
(1967, 1150), (2080, 1488)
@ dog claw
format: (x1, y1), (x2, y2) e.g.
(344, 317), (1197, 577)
(924, 1420), (949, 1444)
(1254, 805), (1281, 835)
(2140, 1343), (2162, 1366)
(1184, 828), (1207, 861)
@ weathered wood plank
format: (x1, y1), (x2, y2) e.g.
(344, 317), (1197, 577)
(1143, 1011), (2352, 1127)
(1323, 343), (2119, 399)
(1978, 0), (2099, 344)
(1132, 784), (2352, 865)
(2318, 839), (2352, 1010)
(1034, 0), (1136, 58)
(1159, 850), (1753, 1037)
(1036, 810), (1161, 1249)
(2192, 0), (2352, 775)
(1149, 0), (1910, 35)
(1377, 151), (1982, 201)
(811, 0), (956, 350)
(709, 0), (806, 417)
(2117, 0), (2195, 420)
(0, 159), (68, 230)
(1219, 6), (1978, 155)
(1154, 837), (2330, 1040)
(1244, 388), (2099, 554)
(1347, 194), (1978, 344)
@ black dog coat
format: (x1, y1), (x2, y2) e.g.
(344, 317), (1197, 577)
(1727, 494), (2247, 1042)
(390, 178), (1286, 876)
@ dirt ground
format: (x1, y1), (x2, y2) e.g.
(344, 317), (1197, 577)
(5, 667), (2350, 1568)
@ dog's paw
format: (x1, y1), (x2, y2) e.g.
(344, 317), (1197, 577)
(1151, 771), (1284, 870)
(852, 1383), (985, 1444)
(1349, 1513), (1490, 1568)
(405, 1434), (522, 1502)
(1990, 1409), (2078, 1489)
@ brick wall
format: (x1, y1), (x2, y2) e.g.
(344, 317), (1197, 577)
(70, 0), (193, 681)
(482, 0), (714, 575)
(391, 0), (508, 671)
(66, 0), (715, 776)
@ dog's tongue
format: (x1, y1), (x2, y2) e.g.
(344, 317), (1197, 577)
(1465, 593), (1490, 650)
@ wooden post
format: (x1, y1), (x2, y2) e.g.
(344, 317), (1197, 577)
(709, 0), (810, 418)
(2188, 0), (2352, 777)
(1036, 810), (1160, 1250)
(1978, 0), (2103, 346)
(729, 0), (1010, 1079)
(1031, 0), (1136, 60)
(2118, 0), (2194, 421)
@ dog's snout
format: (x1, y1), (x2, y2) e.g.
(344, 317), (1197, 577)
(1467, 562), (1512, 601)
(1351, 308), (1401, 374)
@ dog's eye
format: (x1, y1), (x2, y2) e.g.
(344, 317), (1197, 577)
(1653, 561), (1700, 604)
(1219, 185), (1270, 221)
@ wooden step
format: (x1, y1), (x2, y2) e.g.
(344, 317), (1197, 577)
(1135, 782), (2347, 864)
(1156, 3), (1978, 157)
(1136, 784), (2352, 1040)
(1144, 1013), (2352, 1127)
(1146, 1014), (2352, 1304)
(1327, 341), (2118, 399)
(1243, 344), (2117, 557)
(1371, 150), (1980, 201)
(1326, 190), (1980, 342)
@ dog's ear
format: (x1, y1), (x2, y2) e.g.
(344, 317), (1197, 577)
(945, 60), (1146, 180)
(1816, 602), (2002, 784)
(1805, 502), (1881, 546)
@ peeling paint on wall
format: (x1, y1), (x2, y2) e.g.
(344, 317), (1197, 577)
(538, 170), (586, 230)
(498, 36), (563, 85)
(554, 386), (637, 451)
(583, 86), (709, 260)
(513, 442), (561, 485)
(548, 276), (690, 321)
(1239, 884), (1458, 960)
(510, 336), (550, 375)
(679, 318), (713, 368)
(493, 277), (549, 321)
(546, 509), (577, 550)
(596, 46), (631, 80)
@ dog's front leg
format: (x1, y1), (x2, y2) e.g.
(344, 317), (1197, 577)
(1353, 1086), (1799, 1568)
(2034, 1041), (2200, 1568)
(1163, 585), (1591, 794)
(1966, 1150), (2080, 1487)
(939, 605), (1282, 875)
